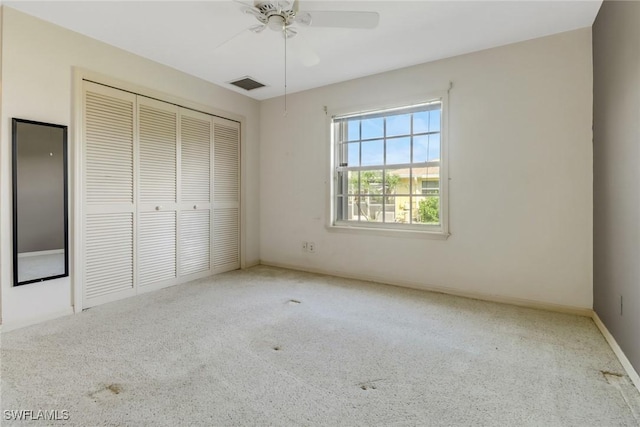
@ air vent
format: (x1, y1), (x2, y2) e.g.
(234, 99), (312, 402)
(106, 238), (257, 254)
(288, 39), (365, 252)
(229, 77), (265, 91)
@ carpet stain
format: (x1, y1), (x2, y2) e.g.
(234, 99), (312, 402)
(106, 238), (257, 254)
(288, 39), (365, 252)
(89, 383), (123, 401)
(358, 379), (384, 391)
(287, 299), (301, 305)
(273, 345), (281, 351)
(107, 384), (123, 394)
(602, 371), (640, 421)
(601, 370), (625, 378)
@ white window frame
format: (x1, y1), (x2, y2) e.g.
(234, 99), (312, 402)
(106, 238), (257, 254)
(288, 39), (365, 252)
(327, 91), (449, 239)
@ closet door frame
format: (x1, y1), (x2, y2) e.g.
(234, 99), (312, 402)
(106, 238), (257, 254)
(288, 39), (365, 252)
(72, 69), (244, 313)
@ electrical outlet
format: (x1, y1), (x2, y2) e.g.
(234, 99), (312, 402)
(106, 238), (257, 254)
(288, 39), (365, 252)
(302, 241), (308, 252)
(308, 242), (316, 253)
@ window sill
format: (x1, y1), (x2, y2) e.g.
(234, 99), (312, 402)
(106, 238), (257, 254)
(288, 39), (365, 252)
(328, 223), (450, 240)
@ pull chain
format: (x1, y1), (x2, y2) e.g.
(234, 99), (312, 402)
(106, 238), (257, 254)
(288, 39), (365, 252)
(284, 26), (288, 116)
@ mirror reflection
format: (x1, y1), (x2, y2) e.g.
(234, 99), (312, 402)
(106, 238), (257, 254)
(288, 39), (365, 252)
(13, 119), (68, 286)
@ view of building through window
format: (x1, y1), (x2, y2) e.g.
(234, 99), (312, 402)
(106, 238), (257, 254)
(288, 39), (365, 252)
(333, 100), (442, 227)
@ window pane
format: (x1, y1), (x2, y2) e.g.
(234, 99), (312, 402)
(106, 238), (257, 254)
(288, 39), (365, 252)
(395, 196), (411, 223)
(386, 137), (411, 165)
(413, 135), (428, 163)
(414, 134), (440, 163)
(348, 171), (359, 194)
(413, 111), (429, 134)
(360, 170), (383, 195)
(345, 196), (362, 221)
(412, 167), (429, 194)
(429, 109), (441, 132)
(386, 113), (411, 137)
(360, 171), (383, 221)
(361, 117), (384, 140)
(413, 196), (440, 225)
(345, 142), (359, 167)
(361, 139), (384, 166)
(384, 196), (397, 223)
(347, 120), (360, 142)
(384, 169), (408, 195)
(428, 134), (440, 161)
(427, 167), (440, 190)
(360, 195), (384, 222)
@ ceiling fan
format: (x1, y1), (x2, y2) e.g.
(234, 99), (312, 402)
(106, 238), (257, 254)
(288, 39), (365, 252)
(224, 0), (379, 110)
(222, 0), (380, 66)
(241, 0), (380, 39)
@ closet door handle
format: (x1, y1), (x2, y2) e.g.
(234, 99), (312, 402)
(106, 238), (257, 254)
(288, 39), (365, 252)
(193, 205), (198, 210)
(155, 206), (162, 211)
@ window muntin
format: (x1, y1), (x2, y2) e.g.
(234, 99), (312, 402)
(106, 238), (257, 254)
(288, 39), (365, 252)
(333, 100), (444, 230)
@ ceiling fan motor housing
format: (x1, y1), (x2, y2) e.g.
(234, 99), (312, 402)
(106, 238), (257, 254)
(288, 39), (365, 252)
(254, 1), (298, 29)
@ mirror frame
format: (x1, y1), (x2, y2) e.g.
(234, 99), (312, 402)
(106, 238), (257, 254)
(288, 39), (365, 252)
(12, 118), (69, 286)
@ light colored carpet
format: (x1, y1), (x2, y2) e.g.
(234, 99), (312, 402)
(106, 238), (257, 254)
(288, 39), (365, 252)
(1, 266), (639, 426)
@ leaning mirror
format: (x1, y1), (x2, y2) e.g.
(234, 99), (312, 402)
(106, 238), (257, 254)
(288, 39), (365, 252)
(12, 118), (68, 286)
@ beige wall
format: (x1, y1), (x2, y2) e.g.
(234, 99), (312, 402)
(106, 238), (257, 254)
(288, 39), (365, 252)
(260, 28), (593, 309)
(0, 7), (261, 328)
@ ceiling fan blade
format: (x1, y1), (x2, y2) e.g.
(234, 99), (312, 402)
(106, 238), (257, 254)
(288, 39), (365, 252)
(232, 0), (254, 7)
(250, 24), (267, 33)
(289, 36), (320, 67)
(297, 11), (379, 29)
(284, 26), (298, 39)
(243, 5), (267, 22)
(276, 1), (294, 13)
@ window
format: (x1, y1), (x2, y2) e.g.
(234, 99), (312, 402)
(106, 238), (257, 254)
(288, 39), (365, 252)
(331, 97), (447, 235)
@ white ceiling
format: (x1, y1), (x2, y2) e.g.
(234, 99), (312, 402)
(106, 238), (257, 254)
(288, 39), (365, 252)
(5, 0), (602, 100)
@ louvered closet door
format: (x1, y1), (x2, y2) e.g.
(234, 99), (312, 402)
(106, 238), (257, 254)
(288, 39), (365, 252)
(179, 110), (212, 277)
(137, 97), (178, 289)
(213, 117), (240, 272)
(83, 82), (137, 307)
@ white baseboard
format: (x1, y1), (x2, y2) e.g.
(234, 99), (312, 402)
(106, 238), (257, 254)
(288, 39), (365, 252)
(592, 312), (640, 392)
(0, 308), (74, 333)
(242, 259), (260, 269)
(258, 260), (593, 317)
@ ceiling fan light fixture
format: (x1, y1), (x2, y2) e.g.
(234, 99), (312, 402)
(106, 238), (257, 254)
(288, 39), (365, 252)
(267, 15), (285, 31)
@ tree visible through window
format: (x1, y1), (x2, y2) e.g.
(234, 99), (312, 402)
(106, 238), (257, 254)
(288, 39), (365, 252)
(333, 100), (444, 230)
